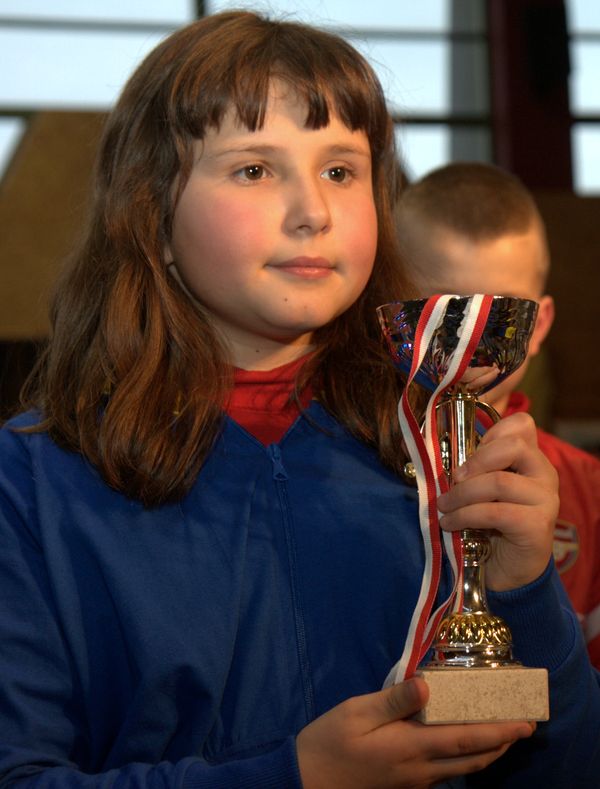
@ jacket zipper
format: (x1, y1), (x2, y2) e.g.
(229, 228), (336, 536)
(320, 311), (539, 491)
(268, 443), (288, 481)
(267, 443), (315, 722)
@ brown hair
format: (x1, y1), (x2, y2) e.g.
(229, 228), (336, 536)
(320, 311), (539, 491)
(397, 162), (544, 240)
(22, 10), (412, 506)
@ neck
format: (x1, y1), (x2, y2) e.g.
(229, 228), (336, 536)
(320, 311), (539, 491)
(229, 337), (315, 371)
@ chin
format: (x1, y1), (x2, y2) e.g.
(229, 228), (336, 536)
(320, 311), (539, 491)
(267, 310), (339, 337)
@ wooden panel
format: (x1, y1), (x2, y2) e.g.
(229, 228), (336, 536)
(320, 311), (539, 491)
(534, 191), (600, 422)
(0, 111), (105, 339)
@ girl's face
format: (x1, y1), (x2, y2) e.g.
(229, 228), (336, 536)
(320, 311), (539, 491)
(167, 81), (378, 369)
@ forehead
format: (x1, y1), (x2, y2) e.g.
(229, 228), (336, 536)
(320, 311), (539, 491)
(222, 82), (315, 132)
(226, 80), (356, 131)
(416, 226), (547, 299)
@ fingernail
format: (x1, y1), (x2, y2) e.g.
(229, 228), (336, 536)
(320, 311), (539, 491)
(403, 678), (420, 705)
(453, 463), (468, 482)
(516, 725), (535, 739)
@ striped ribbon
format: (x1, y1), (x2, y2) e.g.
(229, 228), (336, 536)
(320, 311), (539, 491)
(384, 294), (493, 687)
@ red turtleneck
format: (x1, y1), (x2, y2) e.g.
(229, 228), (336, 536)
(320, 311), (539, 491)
(226, 355), (313, 445)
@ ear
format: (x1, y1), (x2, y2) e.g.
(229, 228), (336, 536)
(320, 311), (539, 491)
(528, 294), (555, 356)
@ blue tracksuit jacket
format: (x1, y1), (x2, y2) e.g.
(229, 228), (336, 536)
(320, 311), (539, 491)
(0, 403), (598, 787)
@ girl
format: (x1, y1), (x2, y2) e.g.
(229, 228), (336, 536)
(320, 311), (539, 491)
(0, 11), (597, 788)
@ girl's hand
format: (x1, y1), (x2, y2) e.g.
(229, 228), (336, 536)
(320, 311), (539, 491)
(296, 678), (534, 788)
(436, 411), (559, 591)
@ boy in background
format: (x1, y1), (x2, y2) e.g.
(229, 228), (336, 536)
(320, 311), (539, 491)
(396, 161), (600, 667)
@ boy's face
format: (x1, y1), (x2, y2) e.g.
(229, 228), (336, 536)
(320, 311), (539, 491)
(166, 81), (378, 369)
(409, 222), (554, 412)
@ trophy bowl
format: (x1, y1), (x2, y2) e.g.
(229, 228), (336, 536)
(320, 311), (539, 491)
(377, 295), (539, 395)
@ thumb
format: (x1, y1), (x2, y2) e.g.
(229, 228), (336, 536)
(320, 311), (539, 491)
(372, 677), (429, 725)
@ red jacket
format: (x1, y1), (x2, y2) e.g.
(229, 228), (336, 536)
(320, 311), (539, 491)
(506, 392), (600, 668)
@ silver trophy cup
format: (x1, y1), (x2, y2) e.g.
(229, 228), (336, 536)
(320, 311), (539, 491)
(377, 295), (549, 723)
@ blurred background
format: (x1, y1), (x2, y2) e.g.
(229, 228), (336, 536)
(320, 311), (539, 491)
(0, 0), (598, 451)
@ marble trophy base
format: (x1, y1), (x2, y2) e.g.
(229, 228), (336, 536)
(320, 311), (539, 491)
(415, 665), (549, 724)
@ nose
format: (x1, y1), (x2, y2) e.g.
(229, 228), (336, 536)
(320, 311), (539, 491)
(283, 174), (331, 235)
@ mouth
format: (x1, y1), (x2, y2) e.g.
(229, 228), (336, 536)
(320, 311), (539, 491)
(270, 256), (334, 279)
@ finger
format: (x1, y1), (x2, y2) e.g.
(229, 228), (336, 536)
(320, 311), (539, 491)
(419, 720), (534, 761)
(352, 678), (430, 731)
(428, 723), (535, 780)
(378, 678), (430, 726)
(428, 741), (514, 780)
(438, 470), (545, 515)
(437, 487), (554, 554)
(438, 464), (557, 546)
(460, 411), (555, 484)
(479, 410), (538, 444)
(411, 721), (534, 784)
(453, 437), (553, 485)
(439, 502), (543, 537)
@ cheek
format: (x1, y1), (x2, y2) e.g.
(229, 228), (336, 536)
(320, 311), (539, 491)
(207, 196), (270, 239)
(173, 196), (260, 271)
(346, 200), (378, 274)
(201, 197), (274, 261)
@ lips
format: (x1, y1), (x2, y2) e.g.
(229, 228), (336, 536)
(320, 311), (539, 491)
(270, 256), (334, 279)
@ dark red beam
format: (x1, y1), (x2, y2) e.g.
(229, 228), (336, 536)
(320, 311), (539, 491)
(487, 0), (573, 189)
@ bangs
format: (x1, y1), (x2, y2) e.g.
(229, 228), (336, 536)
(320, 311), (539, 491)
(166, 15), (390, 161)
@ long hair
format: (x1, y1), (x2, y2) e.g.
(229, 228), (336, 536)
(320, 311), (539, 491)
(22, 11), (413, 506)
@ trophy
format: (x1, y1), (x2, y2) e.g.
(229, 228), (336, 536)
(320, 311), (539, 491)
(377, 295), (549, 724)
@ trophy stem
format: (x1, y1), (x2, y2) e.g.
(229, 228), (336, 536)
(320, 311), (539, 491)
(431, 392), (517, 668)
(448, 391), (478, 468)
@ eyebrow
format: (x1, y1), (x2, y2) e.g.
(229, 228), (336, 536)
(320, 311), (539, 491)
(207, 143), (371, 159)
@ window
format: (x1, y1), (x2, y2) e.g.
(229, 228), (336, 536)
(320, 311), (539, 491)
(0, 0), (196, 177)
(1, 1), (597, 190)
(566, 0), (600, 193)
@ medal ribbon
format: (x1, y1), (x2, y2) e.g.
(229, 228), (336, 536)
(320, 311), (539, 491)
(384, 294), (493, 687)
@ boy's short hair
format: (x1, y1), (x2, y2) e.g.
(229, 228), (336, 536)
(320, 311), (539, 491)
(398, 162), (543, 241)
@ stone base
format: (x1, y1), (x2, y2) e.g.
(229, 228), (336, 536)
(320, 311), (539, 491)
(415, 665), (549, 724)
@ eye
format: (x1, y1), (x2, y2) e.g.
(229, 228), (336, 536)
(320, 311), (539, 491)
(322, 166), (352, 183)
(236, 164), (266, 181)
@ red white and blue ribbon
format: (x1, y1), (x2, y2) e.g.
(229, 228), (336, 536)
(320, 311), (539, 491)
(384, 294), (493, 687)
